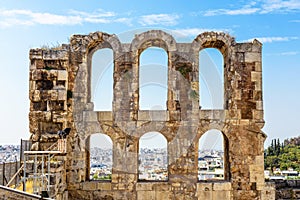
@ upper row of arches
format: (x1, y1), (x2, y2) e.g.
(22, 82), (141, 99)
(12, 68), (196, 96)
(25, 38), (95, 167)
(83, 30), (234, 111)
(82, 30), (235, 56)
(92, 47), (224, 111)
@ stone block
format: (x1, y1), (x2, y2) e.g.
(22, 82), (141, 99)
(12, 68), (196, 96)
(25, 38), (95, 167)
(43, 50), (69, 60)
(149, 110), (168, 121)
(251, 71), (261, 82)
(58, 70), (68, 80)
(83, 111), (98, 122)
(82, 182), (97, 191)
(255, 81), (262, 90)
(252, 40), (262, 53)
(30, 90), (41, 102)
(58, 90), (67, 100)
(256, 101), (263, 110)
(191, 81), (199, 91)
(171, 182), (181, 188)
(97, 182), (111, 191)
(136, 183), (153, 191)
(239, 119), (250, 126)
(137, 111), (150, 121)
(156, 191), (170, 199)
(30, 49), (43, 59)
(249, 164), (264, 184)
(137, 191), (155, 200)
(50, 90), (58, 101)
(153, 183), (170, 191)
(29, 81), (36, 90)
(49, 70), (58, 79)
(67, 183), (80, 190)
(213, 182), (232, 191)
(98, 111), (113, 121)
(52, 112), (66, 122)
(212, 191), (232, 200)
(255, 62), (262, 72)
(111, 174), (118, 184)
(197, 190), (212, 200)
(261, 189), (275, 200)
(197, 183), (213, 191)
(245, 52), (261, 62)
(200, 110), (213, 119)
(253, 110), (263, 120)
(255, 155), (264, 165)
(235, 90), (242, 100)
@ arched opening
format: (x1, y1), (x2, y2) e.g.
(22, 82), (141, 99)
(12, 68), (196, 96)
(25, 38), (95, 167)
(138, 132), (168, 181)
(198, 129), (229, 181)
(89, 133), (113, 181)
(199, 48), (224, 109)
(139, 47), (168, 110)
(91, 48), (114, 111)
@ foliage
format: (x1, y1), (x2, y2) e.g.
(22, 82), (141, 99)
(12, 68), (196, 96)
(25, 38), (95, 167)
(177, 64), (192, 78)
(190, 90), (199, 100)
(264, 137), (300, 172)
(92, 173), (111, 180)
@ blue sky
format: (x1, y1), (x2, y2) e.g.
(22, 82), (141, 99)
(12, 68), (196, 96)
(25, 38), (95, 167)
(0, 0), (300, 148)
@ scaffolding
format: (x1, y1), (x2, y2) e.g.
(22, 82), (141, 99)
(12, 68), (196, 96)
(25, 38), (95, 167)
(23, 151), (62, 195)
(3, 139), (67, 198)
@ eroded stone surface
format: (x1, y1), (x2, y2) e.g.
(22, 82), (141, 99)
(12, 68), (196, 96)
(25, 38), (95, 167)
(28, 30), (274, 199)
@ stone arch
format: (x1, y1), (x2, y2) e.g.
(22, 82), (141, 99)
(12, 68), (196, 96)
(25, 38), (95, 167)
(89, 47), (114, 111)
(130, 30), (177, 111)
(85, 132), (113, 181)
(139, 47), (168, 110)
(199, 48), (224, 109)
(191, 32), (235, 109)
(130, 30), (177, 53)
(134, 123), (175, 143)
(191, 32), (235, 55)
(197, 128), (230, 181)
(86, 34), (122, 103)
(138, 131), (168, 181)
(72, 32), (122, 107)
(72, 32), (122, 146)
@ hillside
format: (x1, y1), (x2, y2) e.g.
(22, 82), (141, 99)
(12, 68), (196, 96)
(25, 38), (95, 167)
(264, 136), (300, 172)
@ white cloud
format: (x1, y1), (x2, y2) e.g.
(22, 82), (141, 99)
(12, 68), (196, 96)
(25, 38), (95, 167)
(203, 0), (300, 16)
(204, 7), (259, 16)
(0, 8), (130, 28)
(243, 36), (299, 43)
(171, 28), (232, 38)
(139, 14), (180, 26)
(280, 51), (300, 55)
(68, 9), (115, 18)
(267, 51), (300, 56)
(290, 19), (300, 22)
(261, 0), (300, 13)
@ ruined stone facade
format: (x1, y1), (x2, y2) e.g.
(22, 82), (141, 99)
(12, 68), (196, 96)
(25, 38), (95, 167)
(28, 30), (275, 199)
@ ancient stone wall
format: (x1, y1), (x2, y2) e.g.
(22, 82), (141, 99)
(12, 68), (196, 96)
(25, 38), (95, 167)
(28, 30), (275, 199)
(272, 180), (300, 199)
(0, 185), (52, 200)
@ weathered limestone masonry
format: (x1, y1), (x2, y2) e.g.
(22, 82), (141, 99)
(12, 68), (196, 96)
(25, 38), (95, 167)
(28, 30), (275, 200)
(0, 185), (51, 200)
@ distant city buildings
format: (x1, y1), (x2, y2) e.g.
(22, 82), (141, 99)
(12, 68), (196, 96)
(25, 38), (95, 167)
(198, 149), (224, 180)
(0, 145), (20, 163)
(89, 147), (225, 181)
(265, 168), (300, 180)
(89, 147), (112, 180)
(138, 148), (168, 181)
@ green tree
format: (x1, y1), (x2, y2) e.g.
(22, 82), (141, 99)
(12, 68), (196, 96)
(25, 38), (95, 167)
(264, 136), (300, 173)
